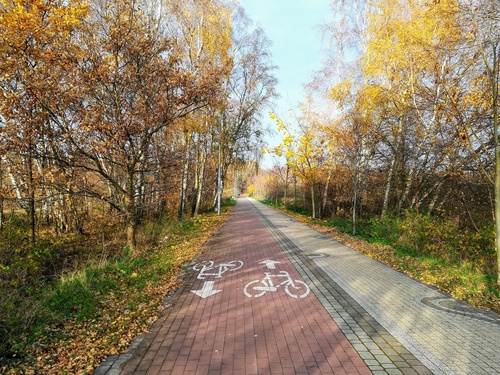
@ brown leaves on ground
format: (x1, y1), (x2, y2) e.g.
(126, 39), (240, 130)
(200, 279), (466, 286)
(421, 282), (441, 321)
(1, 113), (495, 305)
(3, 212), (228, 375)
(26, 277), (180, 375)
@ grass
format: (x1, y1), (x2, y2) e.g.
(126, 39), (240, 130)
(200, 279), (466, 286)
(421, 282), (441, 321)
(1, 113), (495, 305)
(0, 204), (232, 374)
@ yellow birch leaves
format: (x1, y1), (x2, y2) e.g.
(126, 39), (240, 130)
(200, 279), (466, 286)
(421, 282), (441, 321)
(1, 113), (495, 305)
(269, 108), (332, 184)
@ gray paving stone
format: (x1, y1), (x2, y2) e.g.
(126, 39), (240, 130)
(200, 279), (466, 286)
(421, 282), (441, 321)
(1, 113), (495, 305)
(352, 343), (368, 352)
(375, 355), (393, 364)
(386, 369), (403, 375)
(358, 351), (375, 361)
(382, 363), (398, 369)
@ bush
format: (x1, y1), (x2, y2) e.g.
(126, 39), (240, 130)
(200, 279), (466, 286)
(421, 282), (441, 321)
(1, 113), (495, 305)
(287, 203), (307, 215)
(327, 217), (352, 234)
(361, 211), (495, 273)
(364, 214), (400, 245)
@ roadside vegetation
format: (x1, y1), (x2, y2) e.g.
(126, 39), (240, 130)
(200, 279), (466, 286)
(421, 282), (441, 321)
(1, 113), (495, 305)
(243, 0), (500, 316)
(0, 204), (231, 374)
(256, 0), (500, 290)
(0, 0), (274, 373)
(264, 200), (500, 314)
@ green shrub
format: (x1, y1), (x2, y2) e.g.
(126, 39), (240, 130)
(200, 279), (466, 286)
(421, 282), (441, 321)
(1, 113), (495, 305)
(327, 217), (352, 234)
(46, 274), (98, 322)
(326, 210), (495, 274)
(392, 211), (495, 271)
(0, 213), (205, 364)
(364, 215), (400, 245)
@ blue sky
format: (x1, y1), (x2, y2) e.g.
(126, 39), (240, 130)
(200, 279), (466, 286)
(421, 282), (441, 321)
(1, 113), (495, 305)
(238, 0), (331, 166)
(238, 0), (330, 116)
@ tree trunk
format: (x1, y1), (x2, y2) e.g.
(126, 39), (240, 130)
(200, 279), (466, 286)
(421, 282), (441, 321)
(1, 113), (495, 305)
(352, 181), (358, 236)
(275, 178), (279, 206)
(125, 175), (138, 253)
(213, 164), (226, 214)
(310, 183), (316, 219)
(192, 154), (206, 217)
(495, 118), (500, 287)
(126, 220), (137, 253)
(192, 131), (208, 217)
(0, 161), (3, 231)
(398, 163), (415, 213)
(481, 37), (500, 286)
(283, 165), (289, 208)
(352, 163), (361, 236)
(294, 177), (297, 209)
(28, 149), (36, 243)
(492, 49), (500, 287)
(69, 192), (84, 235)
(382, 156), (395, 218)
(321, 166), (333, 220)
(178, 132), (191, 220)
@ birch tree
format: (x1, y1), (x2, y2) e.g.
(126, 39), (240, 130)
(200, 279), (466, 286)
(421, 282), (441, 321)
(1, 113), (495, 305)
(362, 0), (464, 214)
(458, 0), (500, 285)
(270, 104), (332, 219)
(213, 6), (277, 211)
(165, 0), (232, 219)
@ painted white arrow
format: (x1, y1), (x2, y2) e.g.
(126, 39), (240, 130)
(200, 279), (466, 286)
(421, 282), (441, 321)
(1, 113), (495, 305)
(258, 260), (281, 270)
(191, 281), (222, 299)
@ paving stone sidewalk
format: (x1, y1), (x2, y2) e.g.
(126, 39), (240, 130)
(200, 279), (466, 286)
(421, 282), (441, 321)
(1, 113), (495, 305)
(95, 197), (500, 375)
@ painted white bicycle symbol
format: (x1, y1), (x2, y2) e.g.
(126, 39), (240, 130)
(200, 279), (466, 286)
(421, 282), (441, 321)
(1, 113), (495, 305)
(243, 270), (310, 299)
(192, 260), (243, 280)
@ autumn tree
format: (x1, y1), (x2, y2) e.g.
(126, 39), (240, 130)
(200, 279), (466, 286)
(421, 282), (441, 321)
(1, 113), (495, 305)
(270, 102), (333, 219)
(309, 0), (368, 105)
(0, 0), (277, 254)
(165, 0), (233, 219)
(211, 6), (277, 211)
(360, 0), (464, 216)
(319, 0), (498, 252)
(329, 79), (383, 231)
(456, 0), (500, 285)
(31, 0), (229, 251)
(0, 0), (88, 241)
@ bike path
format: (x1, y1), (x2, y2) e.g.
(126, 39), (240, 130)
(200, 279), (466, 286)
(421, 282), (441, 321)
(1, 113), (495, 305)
(100, 197), (371, 375)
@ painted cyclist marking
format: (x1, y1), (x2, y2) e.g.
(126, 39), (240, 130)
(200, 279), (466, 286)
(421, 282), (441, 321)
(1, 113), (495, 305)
(192, 260), (243, 280)
(244, 270), (310, 299)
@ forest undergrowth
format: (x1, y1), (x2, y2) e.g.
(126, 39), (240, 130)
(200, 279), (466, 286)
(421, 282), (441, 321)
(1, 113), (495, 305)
(0, 206), (231, 375)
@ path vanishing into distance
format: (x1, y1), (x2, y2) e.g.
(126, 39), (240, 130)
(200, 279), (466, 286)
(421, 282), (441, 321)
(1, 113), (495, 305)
(95, 197), (500, 375)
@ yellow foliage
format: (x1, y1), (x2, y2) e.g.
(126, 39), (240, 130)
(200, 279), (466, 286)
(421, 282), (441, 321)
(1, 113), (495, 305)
(167, 0), (232, 74)
(247, 184), (256, 196)
(330, 80), (352, 104)
(364, 0), (462, 84)
(268, 109), (334, 184)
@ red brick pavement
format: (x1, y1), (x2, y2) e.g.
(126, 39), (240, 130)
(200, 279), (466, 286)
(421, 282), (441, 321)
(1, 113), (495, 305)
(121, 198), (371, 375)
